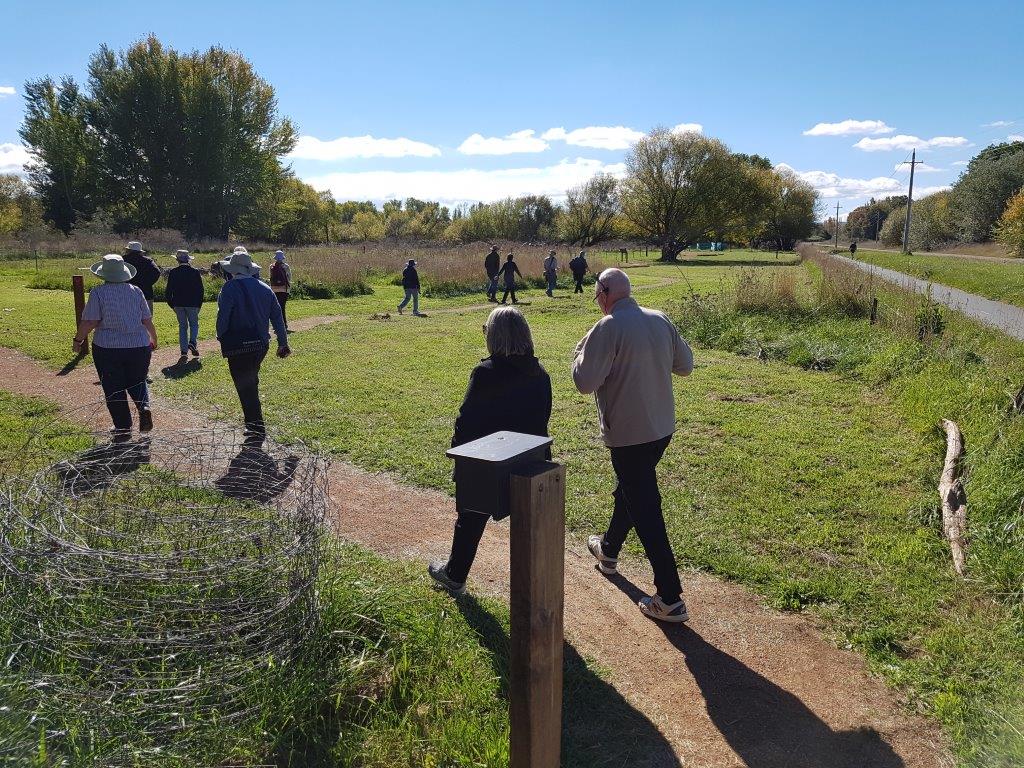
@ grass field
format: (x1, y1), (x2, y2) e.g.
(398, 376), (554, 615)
(854, 249), (1024, 308)
(2, 250), (1023, 765)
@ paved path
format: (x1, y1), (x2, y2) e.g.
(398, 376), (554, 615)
(828, 252), (1024, 341)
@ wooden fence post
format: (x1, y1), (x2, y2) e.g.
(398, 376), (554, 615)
(509, 462), (565, 768)
(72, 275), (88, 355)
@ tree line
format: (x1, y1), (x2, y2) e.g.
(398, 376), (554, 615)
(843, 139), (1024, 256)
(1, 37), (826, 257)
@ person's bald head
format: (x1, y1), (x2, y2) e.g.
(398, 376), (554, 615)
(596, 268), (631, 314)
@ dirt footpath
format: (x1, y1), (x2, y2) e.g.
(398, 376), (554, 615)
(0, 340), (952, 768)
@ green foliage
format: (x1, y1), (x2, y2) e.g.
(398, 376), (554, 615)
(951, 140), (1024, 242)
(442, 196), (557, 244)
(908, 191), (957, 251)
(558, 173), (620, 247)
(880, 205), (907, 247)
(0, 175), (46, 236)
(994, 189), (1024, 257)
(20, 36), (295, 239)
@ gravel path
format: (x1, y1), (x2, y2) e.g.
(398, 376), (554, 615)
(829, 252), (1024, 340)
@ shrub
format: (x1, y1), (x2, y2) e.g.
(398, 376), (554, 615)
(994, 189), (1024, 257)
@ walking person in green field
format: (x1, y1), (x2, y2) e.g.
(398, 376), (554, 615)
(497, 252), (523, 304)
(165, 249), (204, 365)
(270, 250), (293, 332)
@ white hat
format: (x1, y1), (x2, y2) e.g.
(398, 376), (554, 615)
(126, 241), (145, 253)
(175, 249), (191, 263)
(221, 251), (261, 276)
(91, 254), (137, 283)
(232, 245), (249, 255)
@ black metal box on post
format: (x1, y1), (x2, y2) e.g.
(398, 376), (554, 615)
(446, 431), (565, 768)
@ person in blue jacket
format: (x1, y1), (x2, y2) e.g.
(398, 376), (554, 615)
(215, 248), (291, 444)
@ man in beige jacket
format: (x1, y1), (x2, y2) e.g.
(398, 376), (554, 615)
(572, 268), (694, 623)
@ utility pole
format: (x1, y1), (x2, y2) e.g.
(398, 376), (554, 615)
(901, 148), (922, 254)
(833, 201), (841, 251)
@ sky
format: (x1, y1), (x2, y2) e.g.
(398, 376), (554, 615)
(2, 0), (1022, 218)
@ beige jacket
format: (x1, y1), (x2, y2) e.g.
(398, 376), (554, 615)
(572, 297), (693, 447)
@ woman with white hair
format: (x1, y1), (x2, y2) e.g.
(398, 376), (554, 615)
(73, 254), (158, 441)
(429, 306), (552, 594)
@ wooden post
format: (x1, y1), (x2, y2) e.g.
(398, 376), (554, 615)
(72, 274), (87, 355)
(509, 462), (565, 768)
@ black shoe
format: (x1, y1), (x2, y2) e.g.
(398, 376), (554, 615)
(109, 427), (132, 444)
(138, 409), (153, 433)
(188, 343), (200, 357)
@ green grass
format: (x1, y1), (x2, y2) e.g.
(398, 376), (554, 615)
(854, 249), (1024, 308)
(4, 252), (1024, 765)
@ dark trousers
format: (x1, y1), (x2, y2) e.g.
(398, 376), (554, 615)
(92, 344), (152, 431)
(446, 509), (489, 584)
(601, 435), (682, 603)
(500, 286), (517, 304)
(573, 276), (584, 293)
(275, 292), (288, 327)
(226, 347), (268, 436)
(486, 274), (498, 299)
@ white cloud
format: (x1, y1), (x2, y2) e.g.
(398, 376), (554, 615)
(983, 120), (1015, 127)
(0, 86), (15, 98)
(541, 125), (646, 150)
(1009, 134), (1024, 142)
(457, 129), (548, 155)
(911, 185), (952, 198)
(303, 157), (626, 206)
(0, 143), (30, 174)
(775, 162), (904, 200)
(803, 119), (893, 137)
(853, 134), (969, 152)
(894, 161), (942, 173)
(952, 160), (970, 167)
(288, 134), (441, 161)
(671, 123), (703, 134)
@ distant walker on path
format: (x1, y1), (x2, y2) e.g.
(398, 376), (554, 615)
(398, 259), (423, 316)
(544, 250), (558, 297)
(569, 250), (588, 294)
(497, 252), (523, 304)
(572, 268), (694, 623)
(165, 249), (204, 364)
(270, 250), (293, 331)
(484, 244), (500, 302)
(123, 240), (161, 314)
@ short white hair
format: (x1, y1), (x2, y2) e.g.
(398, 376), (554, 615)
(485, 306), (534, 357)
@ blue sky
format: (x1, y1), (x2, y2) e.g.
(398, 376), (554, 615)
(2, 0), (1022, 216)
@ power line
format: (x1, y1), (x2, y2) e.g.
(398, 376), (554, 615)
(901, 148), (924, 254)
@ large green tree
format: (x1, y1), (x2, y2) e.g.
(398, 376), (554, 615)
(620, 128), (751, 260)
(20, 36), (295, 238)
(950, 140), (1024, 241)
(558, 173), (620, 247)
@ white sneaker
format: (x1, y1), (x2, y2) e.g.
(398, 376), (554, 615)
(587, 535), (618, 575)
(638, 595), (689, 624)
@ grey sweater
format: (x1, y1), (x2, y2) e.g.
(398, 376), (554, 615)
(572, 297), (693, 447)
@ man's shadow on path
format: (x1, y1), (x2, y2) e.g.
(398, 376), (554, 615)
(161, 358), (202, 379)
(53, 438), (151, 495)
(215, 444), (299, 503)
(605, 572), (905, 768)
(455, 594), (682, 768)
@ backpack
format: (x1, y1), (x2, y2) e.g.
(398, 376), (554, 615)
(270, 261), (288, 287)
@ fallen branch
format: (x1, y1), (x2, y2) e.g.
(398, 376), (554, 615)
(938, 419), (968, 576)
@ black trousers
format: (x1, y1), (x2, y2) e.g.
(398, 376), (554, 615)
(275, 292), (288, 327)
(92, 345), (152, 431)
(445, 509), (490, 584)
(573, 276), (584, 293)
(500, 286), (517, 303)
(226, 347), (268, 436)
(601, 435), (683, 603)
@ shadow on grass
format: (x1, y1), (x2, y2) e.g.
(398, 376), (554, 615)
(604, 573), (904, 768)
(160, 358), (203, 379)
(57, 352), (88, 376)
(455, 594), (681, 768)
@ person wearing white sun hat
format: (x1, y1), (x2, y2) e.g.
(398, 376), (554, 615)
(165, 249), (204, 363)
(215, 246), (290, 444)
(74, 254), (158, 441)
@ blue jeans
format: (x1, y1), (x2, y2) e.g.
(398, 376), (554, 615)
(173, 306), (200, 354)
(545, 271), (557, 295)
(92, 344), (152, 431)
(398, 289), (419, 313)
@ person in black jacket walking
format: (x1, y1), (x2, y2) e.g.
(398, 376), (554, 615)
(496, 252), (523, 304)
(165, 249), (205, 363)
(429, 306), (552, 594)
(570, 250), (589, 293)
(484, 244), (500, 301)
(123, 241), (162, 313)
(397, 259), (423, 316)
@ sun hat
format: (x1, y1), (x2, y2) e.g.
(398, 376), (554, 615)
(175, 249), (191, 263)
(221, 251), (261, 276)
(125, 241), (145, 254)
(274, 250), (285, 262)
(549, 250), (556, 255)
(232, 245), (249, 256)
(91, 254), (137, 283)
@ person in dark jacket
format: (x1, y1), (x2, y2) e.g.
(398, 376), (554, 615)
(123, 240), (162, 313)
(397, 259), (422, 316)
(484, 244), (500, 301)
(570, 250), (589, 293)
(429, 306), (552, 593)
(165, 249), (205, 363)
(496, 252), (523, 304)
